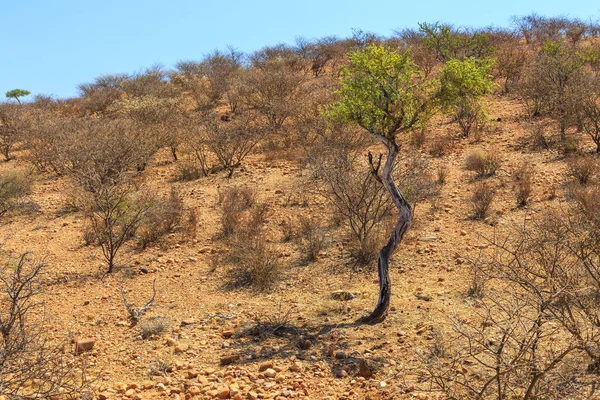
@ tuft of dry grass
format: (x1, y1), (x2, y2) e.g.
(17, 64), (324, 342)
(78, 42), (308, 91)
(465, 149), (500, 178)
(470, 181), (495, 220)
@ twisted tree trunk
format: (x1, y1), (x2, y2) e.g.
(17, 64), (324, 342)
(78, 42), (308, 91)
(360, 137), (412, 324)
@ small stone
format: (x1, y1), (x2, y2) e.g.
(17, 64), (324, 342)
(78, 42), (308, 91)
(98, 393), (111, 400)
(156, 383), (166, 391)
(359, 359), (373, 378)
(290, 361), (302, 372)
(460, 230), (467, 236)
(73, 338), (95, 355)
(222, 330), (234, 339)
(336, 369), (348, 378)
(142, 381), (154, 390)
(175, 343), (189, 353)
(165, 337), (177, 347)
(264, 368), (276, 378)
(187, 370), (200, 379)
(378, 381), (387, 389)
(125, 389), (136, 397)
(335, 351), (347, 359)
(187, 386), (201, 396)
(299, 339), (311, 350)
(248, 391), (258, 400)
(259, 361), (274, 372)
(181, 319), (196, 326)
(140, 267), (149, 274)
(220, 354), (239, 365)
(217, 385), (230, 399)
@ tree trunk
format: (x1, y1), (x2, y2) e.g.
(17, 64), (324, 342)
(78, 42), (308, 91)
(360, 138), (412, 324)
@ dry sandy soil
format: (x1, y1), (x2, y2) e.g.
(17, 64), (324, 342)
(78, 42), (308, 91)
(1, 96), (597, 399)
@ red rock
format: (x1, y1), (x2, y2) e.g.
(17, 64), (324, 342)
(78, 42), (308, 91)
(73, 338), (95, 355)
(220, 354), (240, 365)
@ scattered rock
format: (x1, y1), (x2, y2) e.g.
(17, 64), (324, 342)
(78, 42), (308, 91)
(98, 392), (110, 400)
(140, 267), (149, 274)
(264, 368), (276, 378)
(259, 361), (274, 372)
(359, 359), (373, 378)
(336, 369), (348, 378)
(73, 338), (95, 355)
(378, 381), (387, 389)
(220, 354), (240, 365)
(299, 339), (312, 350)
(221, 330), (234, 339)
(181, 319), (196, 326)
(335, 351), (347, 359)
(165, 337), (177, 347)
(217, 385), (230, 399)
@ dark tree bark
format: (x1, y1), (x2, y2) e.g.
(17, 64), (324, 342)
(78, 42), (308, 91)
(359, 136), (412, 324)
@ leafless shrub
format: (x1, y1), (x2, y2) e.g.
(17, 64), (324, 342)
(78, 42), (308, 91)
(294, 216), (328, 264)
(436, 165), (448, 185)
(466, 264), (487, 299)
(0, 103), (24, 161)
(527, 122), (550, 150)
(0, 251), (91, 398)
(199, 112), (264, 177)
(429, 134), (454, 157)
(470, 181), (495, 220)
(567, 155), (598, 185)
(218, 186), (257, 237)
(0, 169), (33, 217)
(514, 161), (535, 206)
(242, 300), (293, 338)
(136, 187), (183, 249)
(411, 128), (427, 149)
(396, 151), (440, 204)
(175, 160), (205, 181)
(85, 178), (152, 273)
(465, 148), (500, 178)
(139, 316), (169, 339)
(225, 236), (280, 291)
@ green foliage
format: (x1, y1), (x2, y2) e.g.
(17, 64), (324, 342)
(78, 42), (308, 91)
(327, 44), (435, 138)
(439, 58), (495, 106)
(418, 22), (494, 62)
(5, 89), (30, 104)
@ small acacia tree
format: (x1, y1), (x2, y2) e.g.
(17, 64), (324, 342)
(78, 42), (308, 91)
(327, 45), (436, 323)
(5, 89), (30, 105)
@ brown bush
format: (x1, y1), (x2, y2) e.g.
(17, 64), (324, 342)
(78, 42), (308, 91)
(470, 181), (495, 220)
(465, 148), (500, 178)
(136, 187), (184, 249)
(218, 185), (267, 244)
(567, 155), (598, 185)
(224, 236), (280, 291)
(293, 216), (328, 264)
(514, 161), (535, 206)
(428, 134), (454, 157)
(0, 170), (33, 217)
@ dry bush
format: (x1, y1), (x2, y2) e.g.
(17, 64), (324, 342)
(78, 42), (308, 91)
(0, 169), (33, 217)
(514, 161), (535, 206)
(428, 134), (454, 157)
(136, 187), (184, 249)
(85, 179), (152, 273)
(314, 153), (392, 265)
(527, 122), (550, 150)
(465, 148), (500, 178)
(567, 155), (598, 185)
(470, 181), (495, 220)
(218, 186), (257, 237)
(396, 151), (440, 204)
(436, 165), (449, 185)
(224, 236), (280, 291)
(139, 316), (169, 339)
(175, 160), (205, 181)
(0, 251), (91, 398)
(410, 128), (427, 149)
(197, 112), (264, 177)
(293, 216), (328, 264)
(0, 103), (24, 161)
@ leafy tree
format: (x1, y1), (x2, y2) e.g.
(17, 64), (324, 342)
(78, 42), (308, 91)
(439, 57), (495, 136)
(5, 89), (30, 105)
(327, 45), (436, 323)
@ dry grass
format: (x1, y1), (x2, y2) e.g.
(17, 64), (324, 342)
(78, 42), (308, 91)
(464, 148), (500, 178)
(470, 181), (495, 220)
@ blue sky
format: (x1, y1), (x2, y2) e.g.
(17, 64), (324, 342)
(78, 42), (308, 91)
(2, 0), (599, 100)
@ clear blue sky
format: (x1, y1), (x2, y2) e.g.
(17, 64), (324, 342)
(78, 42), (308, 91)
(2, 0), (599, 100)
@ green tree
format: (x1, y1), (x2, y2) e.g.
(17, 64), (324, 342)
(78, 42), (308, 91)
(327, 45), (436, 323)
(5, 89), (30, 105)
(439, 57), (495, 136)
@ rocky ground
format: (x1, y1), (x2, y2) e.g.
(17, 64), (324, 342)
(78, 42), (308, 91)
(1, 95), (597, 399)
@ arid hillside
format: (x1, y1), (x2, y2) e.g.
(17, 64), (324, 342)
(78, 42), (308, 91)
(3, 15), (600, 400)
